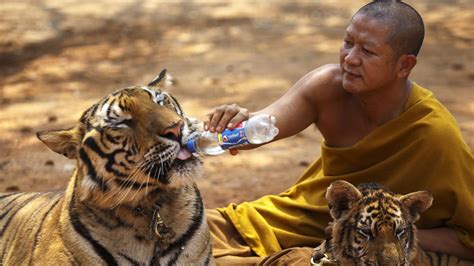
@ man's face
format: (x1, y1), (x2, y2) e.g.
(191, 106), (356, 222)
(339, 14), (399, 94)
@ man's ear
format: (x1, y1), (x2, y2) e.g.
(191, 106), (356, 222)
(397, 54), (417, 78)
(326, 180), (362, 220)
(37, 128), (79, 159)
(399, 190), (433, 222)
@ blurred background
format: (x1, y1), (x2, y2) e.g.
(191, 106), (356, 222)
(0, 0), (472, 208)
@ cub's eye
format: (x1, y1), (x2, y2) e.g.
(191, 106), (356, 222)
(357, 227), (373, 240)
(395, 227), (406, 240)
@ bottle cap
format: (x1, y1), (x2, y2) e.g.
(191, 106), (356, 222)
(186, 138), (197, 153)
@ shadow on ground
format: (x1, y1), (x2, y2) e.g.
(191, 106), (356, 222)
(0, 1), (472, 208)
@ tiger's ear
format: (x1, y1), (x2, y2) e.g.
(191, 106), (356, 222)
(399, 190), (433, 222)
(326, 180), (362, 220)
(37, 128), (79, 159)
(148, 69), (173, 90)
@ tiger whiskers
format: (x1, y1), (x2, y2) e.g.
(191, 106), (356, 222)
(118, 162), (150, 205)
(144, 164), (151, 197)
(142, 154), (158, 198)
(130, 163), (150, 203)
(108, 162), (149, 209)
(156, 152), (164, 181)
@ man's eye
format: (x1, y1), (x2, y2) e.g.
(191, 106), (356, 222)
(363, 48), (372, 54)
(343, 40), (352, 47)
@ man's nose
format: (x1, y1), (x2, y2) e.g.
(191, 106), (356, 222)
(344, 48), (361, 65)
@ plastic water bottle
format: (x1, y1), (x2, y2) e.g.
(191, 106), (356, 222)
(186, 114), (279, 155)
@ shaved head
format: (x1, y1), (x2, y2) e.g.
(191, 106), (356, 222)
(353, 0), (424, 57)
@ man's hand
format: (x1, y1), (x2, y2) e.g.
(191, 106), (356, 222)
(204, 104), (249, 155)
(205, 104), (249, 133)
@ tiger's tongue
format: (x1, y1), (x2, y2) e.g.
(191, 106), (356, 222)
(177, 148), (192, 160)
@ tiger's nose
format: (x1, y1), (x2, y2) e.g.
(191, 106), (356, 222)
(161, 120), (183, 140)
(380, 243), (400, 265)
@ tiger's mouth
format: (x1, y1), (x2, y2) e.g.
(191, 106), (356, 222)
(160, 130), (194, 161)
(176, 147), (192, 161)
(141, 136), (199, 183)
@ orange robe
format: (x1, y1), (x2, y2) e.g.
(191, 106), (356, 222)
(218, 83), (474, 257)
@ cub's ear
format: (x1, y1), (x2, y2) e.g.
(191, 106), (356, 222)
(37, 128), (79, 159)
(399, 190), (433, 222)
(148, 69), (173, 89)
(326, 180), (362, 220)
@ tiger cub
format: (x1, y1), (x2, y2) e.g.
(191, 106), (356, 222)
(311, 180), (472, 266)
(0, 70), (213, 265)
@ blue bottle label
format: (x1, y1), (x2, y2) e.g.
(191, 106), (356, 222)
(218, 122), (249, 149)
(186, 138), (198, 153)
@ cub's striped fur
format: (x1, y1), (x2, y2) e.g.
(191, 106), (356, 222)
(0, 69), (213, 265)
(311, 181), (472, 266)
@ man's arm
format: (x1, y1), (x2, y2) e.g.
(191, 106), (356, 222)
(205, 67), (322, 138)
(205, 64), (342, 140)
(253, 68), (323, 141)
(204, 64), (345, 157)
(418, 227), (474, 260)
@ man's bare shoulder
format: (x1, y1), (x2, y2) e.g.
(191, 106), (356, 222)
(308, 64), (342, 82)
(300, 64), (348, 104)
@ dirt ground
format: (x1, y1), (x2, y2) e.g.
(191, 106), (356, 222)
(0, 0), (472, 209)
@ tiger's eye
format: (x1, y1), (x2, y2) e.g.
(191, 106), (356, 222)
(395, 227), (405, 239)
(109, 119), (133, 129)
(358, 227), (373, 240)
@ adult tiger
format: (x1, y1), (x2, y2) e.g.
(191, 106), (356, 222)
(311, 181), (472, 266)
(0, 70), (213, 265)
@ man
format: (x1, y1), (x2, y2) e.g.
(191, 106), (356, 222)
(204, 0), (474, 264)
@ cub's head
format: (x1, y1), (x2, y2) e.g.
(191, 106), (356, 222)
(326, 180), (433, 265)
(37, 69), (201, 205)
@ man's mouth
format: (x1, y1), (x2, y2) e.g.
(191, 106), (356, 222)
(344, 68), (361, 77)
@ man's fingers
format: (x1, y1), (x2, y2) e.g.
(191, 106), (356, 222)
(217, 109), (239, 132)
(228, 112), (249, 128)
(204, 114), (211, 131)
(205, 104), (249, 132)
(207, 108), (225, 132)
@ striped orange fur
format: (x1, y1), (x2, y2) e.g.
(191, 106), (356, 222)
(0, 70), (213, 265)
(312, 180), (472, 266)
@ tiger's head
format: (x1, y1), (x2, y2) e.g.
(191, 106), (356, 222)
(326, 180), (433, 265)
(37, 69), (201, 206)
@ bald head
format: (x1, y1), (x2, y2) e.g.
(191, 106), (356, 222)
(353, 0), (424, 57)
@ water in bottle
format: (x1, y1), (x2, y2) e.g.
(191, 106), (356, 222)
(186, 114), (279, 155)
